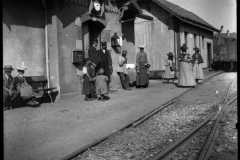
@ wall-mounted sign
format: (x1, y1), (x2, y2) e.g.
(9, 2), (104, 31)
(101, 30), (111, 42)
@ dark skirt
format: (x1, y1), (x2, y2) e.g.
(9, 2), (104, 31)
(82, 75), (95, 95)
(136, 61), (149, 86)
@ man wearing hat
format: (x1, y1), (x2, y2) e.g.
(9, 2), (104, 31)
(136, 44), (150, 88)
(192, 46), (204, 83)
(88, 39), (100, 75)
(117, 50), (131, 90)
(98, 42), (113, 86)
(14, 62), (39, 106)
(178, 44), (196, 87)
(3, 65), (15, 110)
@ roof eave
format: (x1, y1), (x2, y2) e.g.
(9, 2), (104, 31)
(130, 0), (143, 14)
(183, 19), (220, 32)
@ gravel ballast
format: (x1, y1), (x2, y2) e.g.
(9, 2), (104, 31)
(74, 73), (236, 160)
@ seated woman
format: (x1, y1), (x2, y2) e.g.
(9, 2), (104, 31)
(14, 62), (39, 106)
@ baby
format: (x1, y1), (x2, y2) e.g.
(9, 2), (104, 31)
(90, 68), (110, 101)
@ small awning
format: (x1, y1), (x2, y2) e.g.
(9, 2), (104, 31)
(81, 13), (107, 28)
(136, 14), (154, 21)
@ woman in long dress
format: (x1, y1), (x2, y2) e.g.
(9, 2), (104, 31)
(192, 47), (204, 83)
(178, 44), (196, 87)
(163, 52), (175, 84)
(135, 45), (150, 88)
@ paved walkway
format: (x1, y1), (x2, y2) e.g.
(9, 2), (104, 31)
(4, 70), (222, 160)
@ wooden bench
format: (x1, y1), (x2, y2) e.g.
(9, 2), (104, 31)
(25, 76), (57, 105)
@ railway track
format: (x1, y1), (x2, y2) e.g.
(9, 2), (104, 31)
(149, 74), (237, 160)
(60, 71), (235, 160)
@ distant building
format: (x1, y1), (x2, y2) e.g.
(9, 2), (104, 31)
(135, 0), (219, 70)
(213, 32), (237, 61)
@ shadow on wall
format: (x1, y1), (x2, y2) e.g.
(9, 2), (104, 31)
(3, 0), (90, 30)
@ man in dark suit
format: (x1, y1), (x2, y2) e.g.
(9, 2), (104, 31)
(3, 65), (15, 110)
(88, 39), (100, 75)
(98, 42), (113, 86)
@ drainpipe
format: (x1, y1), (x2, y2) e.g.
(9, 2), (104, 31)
(42, 0), (50, 88)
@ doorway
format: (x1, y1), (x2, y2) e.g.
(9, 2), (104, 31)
(207, 43), (212, 68)
(89, 21), (104, 50)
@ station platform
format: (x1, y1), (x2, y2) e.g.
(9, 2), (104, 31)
(4, 70), (222, 160)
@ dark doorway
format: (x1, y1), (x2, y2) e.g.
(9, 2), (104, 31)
(89, 21), (104, 50)
(207, 43), (212, 68)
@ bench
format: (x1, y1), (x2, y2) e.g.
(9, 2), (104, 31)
(25, 76), (57, 105)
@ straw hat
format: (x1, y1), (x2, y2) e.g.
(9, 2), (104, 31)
(17, 62), (27, 70)
(138, 44), (145, 48)
(3, 65), (14, 71)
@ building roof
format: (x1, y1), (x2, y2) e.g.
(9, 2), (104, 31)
(214, 33), (237, 39)
(152, 0), (219, 32)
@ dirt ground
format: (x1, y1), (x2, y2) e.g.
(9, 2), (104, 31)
(3, 71), (222, 160)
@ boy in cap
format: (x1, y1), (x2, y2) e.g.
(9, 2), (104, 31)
(3, 65), (15, 110)
(90, 68), (109, 101)
(117, 50), (131, 90)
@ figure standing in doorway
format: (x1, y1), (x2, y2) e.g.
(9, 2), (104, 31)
(192, 46), (204, 83)
(98, 42), (113, 87)
(88, 39), (100, 75)
(135, 45), (150, 88)
(178, 44), (196, 87)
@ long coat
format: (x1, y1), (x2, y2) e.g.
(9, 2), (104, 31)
(136, 51), (149, 86)
(91, 75), (109, 95)
(88, 45), (100, 72)
(3, 74), (15, 107)
(98, 49), (113, 79)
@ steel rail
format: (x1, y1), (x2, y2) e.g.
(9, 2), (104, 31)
(149, 107), (220, 160)
(132, 98), (177, 127)
(150, 74), (236, 160)
(197, 76), (237, 160)
(60, 71), (225, 160)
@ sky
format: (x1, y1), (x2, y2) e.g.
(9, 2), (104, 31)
(166, 0), (237, 33)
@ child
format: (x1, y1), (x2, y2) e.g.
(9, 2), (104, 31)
(163, 52), (175, 84)
(82, 59), (95, 101)
(90, 68), (109, 101)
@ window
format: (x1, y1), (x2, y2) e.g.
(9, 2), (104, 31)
(194, 34), (197, 47)
(202, 36), (205, 48)
(184, 32), (188, 44)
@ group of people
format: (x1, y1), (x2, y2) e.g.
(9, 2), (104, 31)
(82, 39), (151, 101)
(163, 44), (204, 87)
(3, 63), (39, 110)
